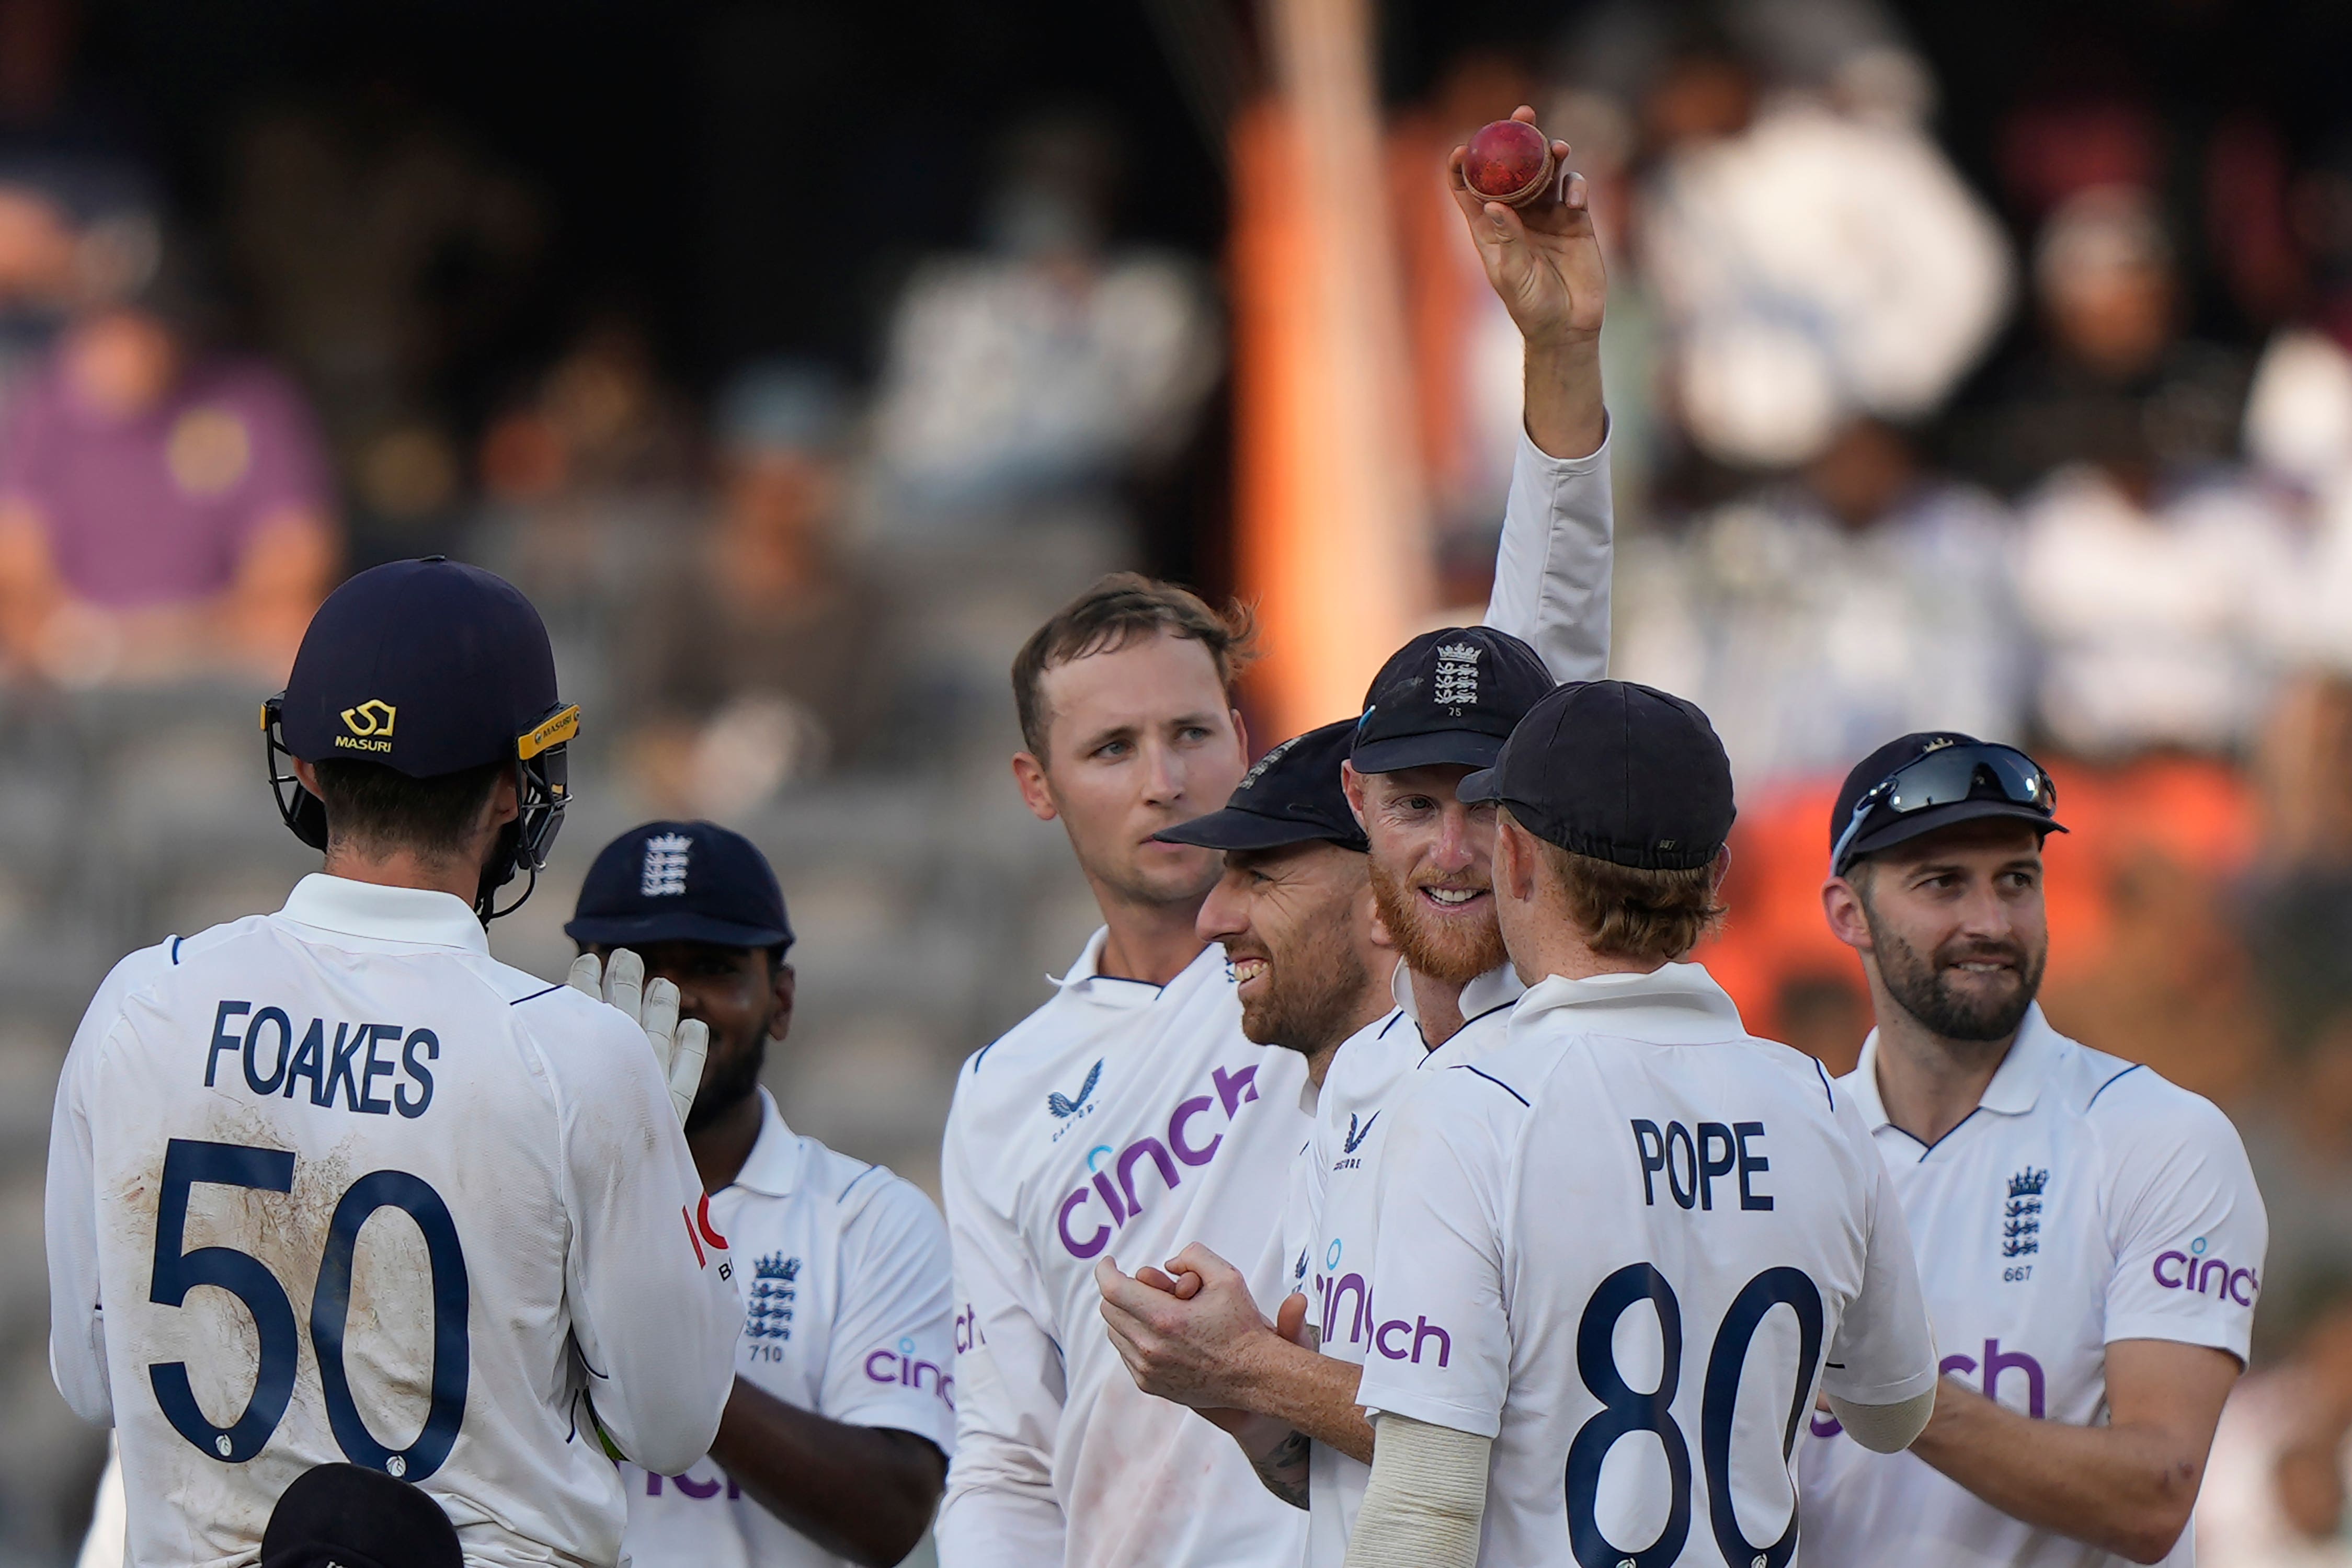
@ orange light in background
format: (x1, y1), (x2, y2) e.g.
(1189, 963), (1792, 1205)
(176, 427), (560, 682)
(1229, 0), (1432, 743)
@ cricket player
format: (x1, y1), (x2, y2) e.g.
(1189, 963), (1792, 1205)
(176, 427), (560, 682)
(1798, 732), (2269, 1566)
(45, 559), (740, 1567)
(1092, 628), (1567, 1543)
(1089, 110), (1614, 1563)
(564, 820), (954, 1568)
(1346, 680), (1941, 1568)
(1094, 720), (1405, 1502)
(937, 107), (1615, 1568)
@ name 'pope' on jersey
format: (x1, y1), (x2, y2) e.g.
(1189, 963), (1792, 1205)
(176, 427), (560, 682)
(1356, 965), (1938, 1568)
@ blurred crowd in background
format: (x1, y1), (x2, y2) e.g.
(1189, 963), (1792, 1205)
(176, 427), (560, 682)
(5, 0), (2352, 1560)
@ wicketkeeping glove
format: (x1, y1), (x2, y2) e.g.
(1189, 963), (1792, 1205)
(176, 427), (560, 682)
(567, 948), (708, 1127)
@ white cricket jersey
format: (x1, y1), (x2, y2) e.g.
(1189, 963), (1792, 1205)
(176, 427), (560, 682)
(1357, 964), (1939, 1568)
(1798, 1005), (2269, 1568)
(620, 1089), (954, 1568)
(937, 933), (1313, 1568)
(45, 875), (741, 1568)
(936, 424), (1616, 1568)
(1297, 962), (1524, 1568)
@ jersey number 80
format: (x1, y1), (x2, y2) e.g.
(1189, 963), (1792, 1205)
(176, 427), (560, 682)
(1566, 1262), (1824, 1568)
(145, 1138), (470, 1480)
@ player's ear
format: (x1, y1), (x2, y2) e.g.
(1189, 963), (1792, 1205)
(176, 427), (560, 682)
(1494, 812), (1537, 903)
(1011, 750), (1059, 822)
(1822, 872), (1873, 953)
(767, 960), (796, 1041)
(1340, 760), (1369, 828)
(1709, 844), (1731, 894)
(1228, 706), (1249, 762)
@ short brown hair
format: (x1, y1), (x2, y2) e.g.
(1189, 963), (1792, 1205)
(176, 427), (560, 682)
(1011, 573), (1257, 757)
(312, 757), (508, 863)
(1523, 817), (1727, 964)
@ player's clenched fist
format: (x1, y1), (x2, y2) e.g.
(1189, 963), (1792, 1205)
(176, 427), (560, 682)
(570, 947), (708, 1126)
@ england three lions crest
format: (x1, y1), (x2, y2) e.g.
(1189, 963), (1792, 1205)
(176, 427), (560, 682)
(2002, 1166), (2048, 1258)
(1433, 644), (1481, 714)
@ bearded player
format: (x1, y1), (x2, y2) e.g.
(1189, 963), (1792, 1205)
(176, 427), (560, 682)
(937, 107), (1614, 1568)
(1799, 734), (2267, 1568)
(1091, 119), (1603, 1568)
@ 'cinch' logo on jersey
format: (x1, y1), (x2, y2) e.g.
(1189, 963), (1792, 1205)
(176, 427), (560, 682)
(1054, 1060), (1262, 1258)
(2154, 1235), (2257, 1306)
(866, 1336), (954, 1409)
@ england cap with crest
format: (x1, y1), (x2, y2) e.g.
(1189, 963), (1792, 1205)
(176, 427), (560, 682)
(565, 820), (795, 952)
(1350, 625), (1555, 774)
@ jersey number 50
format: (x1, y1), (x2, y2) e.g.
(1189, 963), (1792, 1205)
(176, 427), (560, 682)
(146, 1138), (470, 1480)
(1566, 1262), (1824, 1568)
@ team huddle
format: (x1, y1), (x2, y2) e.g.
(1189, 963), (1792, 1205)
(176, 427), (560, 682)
(45, 110), (2268, 1568)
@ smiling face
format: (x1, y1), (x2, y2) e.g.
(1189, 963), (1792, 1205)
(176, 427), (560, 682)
(1012, 627), (1249, 914)
(1826, 817), (2050, 1044)
(1344, 760), (1508, 988)
(1195, 839), (1382, 1060)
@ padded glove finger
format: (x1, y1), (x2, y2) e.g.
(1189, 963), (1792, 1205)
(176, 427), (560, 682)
(604, 947), (645, 1023)
(641, 976), (682, 1080)
(667, 1018), (709, 1128)
(566, 953), (603, 999)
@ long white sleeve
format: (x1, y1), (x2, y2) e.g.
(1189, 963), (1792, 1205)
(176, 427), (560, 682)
(1482, 424), (1615, 683)
(47, 943), (174, 1425)
(550, 1002), (741, 1477)
(47, 1028), (109, 1424)
(936, 1098), (1068, 1568)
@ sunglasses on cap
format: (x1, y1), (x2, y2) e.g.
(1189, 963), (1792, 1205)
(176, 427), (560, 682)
(1829, 742), (2058, 876)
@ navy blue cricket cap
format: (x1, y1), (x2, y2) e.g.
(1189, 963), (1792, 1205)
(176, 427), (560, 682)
(566, 820), (795, 952)
(1460, 680), (1736, 871)
(260, 1462), (460, 1568)
(1351, 625), (1554, 774)
(276, 558), (576, 778)
(1830, 731), (2066, 870)
(1151, 718), (1366, 853)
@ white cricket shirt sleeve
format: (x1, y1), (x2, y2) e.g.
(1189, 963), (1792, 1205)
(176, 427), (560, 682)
(1352, 1074), (1515, 1440)
(1821, 1098), (1940, 1409)
(1483, 423), (1614, 683)
(45, 941), (175, 1425)
(818, 1174), (957, 1452)
(539, 995), (743, 1476)
(935, 1086), (1066, 1568)
(2095, 1077), (2268, 1364)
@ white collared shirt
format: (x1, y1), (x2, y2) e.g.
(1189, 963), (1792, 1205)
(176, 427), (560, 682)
(1357, 963), (1938, 1567)
(46, 874), (740, 1568)
(936, 932), (1314, 1568)
(937, 421), (1617, 1568)
(1294, 959), (1526, 1568)
(1799, 1005), (2269, 1568)
(619, 1089), (953, 1568)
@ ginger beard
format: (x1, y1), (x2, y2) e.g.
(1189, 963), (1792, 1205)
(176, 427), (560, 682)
(1368, 851), (1506, 988)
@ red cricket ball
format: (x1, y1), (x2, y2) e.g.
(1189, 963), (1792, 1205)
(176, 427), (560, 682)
(1463, 118), (1556, 208)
